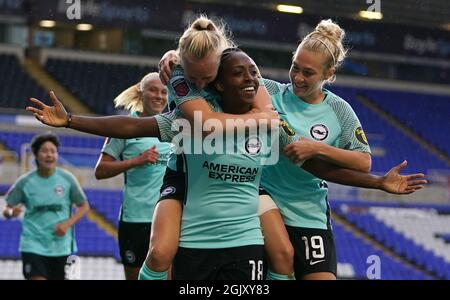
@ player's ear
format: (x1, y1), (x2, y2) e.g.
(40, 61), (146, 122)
(324, 67), (336, 81)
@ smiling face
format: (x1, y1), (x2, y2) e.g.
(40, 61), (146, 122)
(36, 141), (58, 172)
(214, 51), (260, 112)
(141, 77), (168, 115)
(289, 48), (334, 102)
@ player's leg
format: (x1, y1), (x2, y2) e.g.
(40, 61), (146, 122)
(139, 168), (185, 280)
(123, 266), (140, 280)
(258, 191), (295, 280)
(119, 221), (151, 280)
(146, 199), (182, 272)
(302, 272), (336, 280)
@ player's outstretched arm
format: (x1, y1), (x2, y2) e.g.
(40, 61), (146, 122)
(27, 91), (160, 139)
(302, 159), (427, 194)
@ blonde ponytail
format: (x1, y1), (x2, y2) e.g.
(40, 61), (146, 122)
(178, 15), (234, 61)
(297, 19), (347, 77)
(114, 72), (160, 113)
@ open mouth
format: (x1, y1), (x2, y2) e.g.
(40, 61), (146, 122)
(242, 86), (255, 91)
(295, 84), (307, 90)
(241, 86), (257, 95)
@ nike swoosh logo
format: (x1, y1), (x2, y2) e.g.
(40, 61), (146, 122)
(309, 260), (325, 265)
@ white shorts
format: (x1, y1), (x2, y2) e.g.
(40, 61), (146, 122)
(258, 194), (279, 216)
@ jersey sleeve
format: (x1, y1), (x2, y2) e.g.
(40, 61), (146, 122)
(154, 109), (183, 143)
(5, 178), (26, 206)
(262, 78), (284, 96)
(168, 65), (206, 107)
(101, 137), (125, 160)
(328, 98), (371, 153)
(64, 171), (87, 206)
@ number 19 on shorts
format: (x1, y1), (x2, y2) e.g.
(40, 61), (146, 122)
(302, 235), (325, 260)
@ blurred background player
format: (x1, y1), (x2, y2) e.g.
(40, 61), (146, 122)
(2, 132), (89, 280)
(94, 72), (170, 280)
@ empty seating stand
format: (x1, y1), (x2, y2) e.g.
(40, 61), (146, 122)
(361, 89), (450, 156)
(0, 54), (47, 110)
(334, 201), (450, 279)
(45, 58), (157, 115)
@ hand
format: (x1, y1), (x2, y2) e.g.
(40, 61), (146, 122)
(284, 137), (319, 163)
(159, 50), (179, 85)
(26, 91), (69, 127)
(3, 205), (23, 219)
(54, 221), (70, 236)
(381, 160), (427, 194)
(134, 145), (159, 166)
(11, 205), (23, 217)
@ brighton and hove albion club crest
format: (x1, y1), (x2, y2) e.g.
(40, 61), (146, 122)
(355, 126), (368, 145)
(171, 77), (190, 97)
(125, 250), (136, 264)
(54, 185), (65, 196)
(245, 136), (262, 156)
(161, 186), (176, 197)
(24, 263), (32, 274)
(310, 124), (329, 141)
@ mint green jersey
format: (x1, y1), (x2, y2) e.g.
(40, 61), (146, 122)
(261, 79), (371, 229)
(168, 65), (221, 109)
(101, 113), (171, 223)
(155, 93), (299, 249)
(5, 168), (87, 256)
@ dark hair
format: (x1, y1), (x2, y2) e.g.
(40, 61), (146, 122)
(30, 132), (60, 156)
(216, 47), (244, 82)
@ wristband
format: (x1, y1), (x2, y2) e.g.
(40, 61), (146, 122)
(65, 113), (72, 128)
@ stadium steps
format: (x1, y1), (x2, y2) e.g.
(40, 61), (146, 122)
(22, 58), (93, 115)
(86, 207), (118, 241)
(331, 211), (437, 279)
(355, 94), (450, 167)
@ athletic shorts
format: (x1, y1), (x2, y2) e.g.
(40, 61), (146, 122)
(286, 226), (337, 278)
(21, 252), (68, 280)
(118, 221), (151, 267)
(158, 168), (186, 203)
(172, 245), (265, 280)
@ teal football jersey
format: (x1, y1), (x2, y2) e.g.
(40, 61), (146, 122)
(262, 79), (371, 229)
(101, 112), (171, 223)
(154, 93), (299, 249)
(5, 168), (87, 256)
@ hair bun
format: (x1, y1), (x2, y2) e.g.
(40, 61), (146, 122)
(315, 19), (345, 42)
(192, 18), (215, 31)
